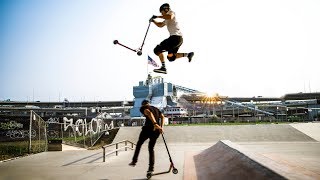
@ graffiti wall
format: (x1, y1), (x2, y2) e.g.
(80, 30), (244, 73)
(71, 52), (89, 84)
(0, 116), (115, 145)
(0, 118), (32, 142)
(46, 117), (114, 138)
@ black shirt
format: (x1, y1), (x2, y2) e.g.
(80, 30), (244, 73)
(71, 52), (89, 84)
(140, 105), (162, 130)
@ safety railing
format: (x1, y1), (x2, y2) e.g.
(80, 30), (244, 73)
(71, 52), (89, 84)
(102, 140), (136, 162)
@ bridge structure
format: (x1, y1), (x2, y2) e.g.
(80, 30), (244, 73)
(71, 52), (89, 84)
(180, 92), (320, 120)
(223, 100), (274, 116)
(1, 75), (319, 120)
(0, 100), (133, 108)
(174, 85), (201, 94)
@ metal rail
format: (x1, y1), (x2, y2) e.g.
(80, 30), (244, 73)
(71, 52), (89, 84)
(224, 100), (274, 116)
(102, 140), (136, 162)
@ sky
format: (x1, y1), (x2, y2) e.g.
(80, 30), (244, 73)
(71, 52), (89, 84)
(1, 0), (319, 102)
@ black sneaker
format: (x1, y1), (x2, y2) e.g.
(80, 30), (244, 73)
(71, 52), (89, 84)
(128, 161), (136, 167)
(187, 52), (194, 62)
(153, 66), (167, 74)
(147, 167), (154, 173)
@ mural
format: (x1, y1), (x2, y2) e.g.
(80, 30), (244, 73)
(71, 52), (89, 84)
(0, 116), (115, 144)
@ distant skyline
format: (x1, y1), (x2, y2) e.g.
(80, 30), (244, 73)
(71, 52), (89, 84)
(1, 0), (319, 102)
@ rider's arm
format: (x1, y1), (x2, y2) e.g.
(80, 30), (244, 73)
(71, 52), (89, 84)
(160, 113), (165, 127)
(151, 12), (173, 27)
(157, 12), (174, 20)
(143, 109), (163, 132)
(143, 109), (157, 124)
(152, 20), (166, 28)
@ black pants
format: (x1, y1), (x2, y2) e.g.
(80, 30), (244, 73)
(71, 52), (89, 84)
(132, 128), (160, 170)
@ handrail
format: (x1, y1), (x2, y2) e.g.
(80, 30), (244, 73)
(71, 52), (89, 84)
(102, 140), (136, 162)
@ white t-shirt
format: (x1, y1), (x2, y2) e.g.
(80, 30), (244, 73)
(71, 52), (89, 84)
(164, 10), (182, 36)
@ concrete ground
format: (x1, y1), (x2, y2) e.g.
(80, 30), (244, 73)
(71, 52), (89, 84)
(0, 122), (319, 180)
(62, 144), (87, 151)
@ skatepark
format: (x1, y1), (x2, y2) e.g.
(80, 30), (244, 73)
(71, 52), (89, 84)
(0, 122), (319, 180)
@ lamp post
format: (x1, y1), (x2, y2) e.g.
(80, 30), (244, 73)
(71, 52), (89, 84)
(276, 106), (279, 121)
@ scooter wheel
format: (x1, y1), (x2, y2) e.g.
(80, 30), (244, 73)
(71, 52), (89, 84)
(146, 173), (152, 179)
(113, 40), (118, 44)
(172, 168), (178, 174)
(137, 51), (142, 56)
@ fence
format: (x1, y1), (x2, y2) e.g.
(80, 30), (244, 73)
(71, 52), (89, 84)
(0, 111), (47, 161)
(47, 116), (115, 148)
(29, 110), (47, 153)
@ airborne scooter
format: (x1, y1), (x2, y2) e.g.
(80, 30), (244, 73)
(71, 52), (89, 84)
(113, 20), (151, 56)
(146, 133), (178, 179)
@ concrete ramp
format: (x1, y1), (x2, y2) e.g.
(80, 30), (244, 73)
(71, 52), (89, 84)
(184, 140), (319, 180)
(290, 122), (320, 141)
(112, 127), (141, 143)
(112, 124), (316, 144)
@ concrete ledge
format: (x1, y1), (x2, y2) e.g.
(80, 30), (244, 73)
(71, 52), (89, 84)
(48, 140), (62, 151)
(48, 144), (62, 151)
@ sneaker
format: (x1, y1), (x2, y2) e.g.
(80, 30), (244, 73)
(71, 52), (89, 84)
(147, 167), (154, 173)
(153, 66), (167, 74)
(128, 161), (136, 167)
(187, 52), (194, 62)
(147, 170), (154, 174)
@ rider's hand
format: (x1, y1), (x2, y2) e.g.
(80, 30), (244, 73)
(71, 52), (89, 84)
(154, 124), (163, 133)
(149, 15), (157, 22)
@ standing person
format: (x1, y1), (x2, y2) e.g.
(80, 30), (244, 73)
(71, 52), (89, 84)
(150, 3), (194, 74)
(129, 100), (165, 173)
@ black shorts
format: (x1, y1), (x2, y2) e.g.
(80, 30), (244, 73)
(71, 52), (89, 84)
(156, 35), (183, 54)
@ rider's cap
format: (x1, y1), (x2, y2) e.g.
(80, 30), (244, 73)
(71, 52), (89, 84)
(141, 99), (150, 106)
(159, 3), (170, 12)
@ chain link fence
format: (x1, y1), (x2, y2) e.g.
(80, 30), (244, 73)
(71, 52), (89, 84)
(0, 111), (47, 161)
(47, 115), (115, 148)
(29, 110), (47, 153)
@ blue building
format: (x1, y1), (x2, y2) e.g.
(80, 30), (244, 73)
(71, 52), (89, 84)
(130, 74), (178, 117)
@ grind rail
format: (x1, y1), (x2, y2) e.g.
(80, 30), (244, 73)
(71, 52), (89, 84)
(102, 140), (136, 162)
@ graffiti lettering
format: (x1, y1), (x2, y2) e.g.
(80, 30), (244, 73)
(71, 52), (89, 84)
(75, 118), (86, 136)
(48, 117), (60, 123)
(6, 130), (36, 139)
(105, 121), (114, 130)
(0, 121), (24, 130)
(63, 117), (114, 136)
(47, 130), (60, 138)
(63, 117), (74, 131)
(88, 118), (102, 134)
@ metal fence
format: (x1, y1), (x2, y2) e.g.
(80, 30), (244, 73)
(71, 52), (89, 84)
(29, 110), (47, 153)
(47, 117), (115, 148)
(0, 111), (47, 161)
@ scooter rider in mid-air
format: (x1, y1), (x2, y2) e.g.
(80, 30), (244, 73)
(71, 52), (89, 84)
(150, 3), (194, 74)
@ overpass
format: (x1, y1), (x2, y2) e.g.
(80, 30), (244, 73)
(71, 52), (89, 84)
(0, 101), (133, 108)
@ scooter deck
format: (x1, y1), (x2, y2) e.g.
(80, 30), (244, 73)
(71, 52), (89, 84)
(146, 163), (178, 179)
